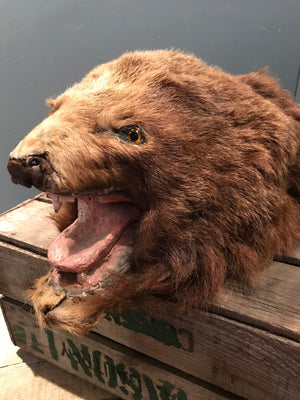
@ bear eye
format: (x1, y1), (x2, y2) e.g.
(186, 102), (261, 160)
(119, 125), (145, 144)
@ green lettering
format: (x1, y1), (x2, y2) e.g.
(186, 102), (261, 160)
(107, 309), (182, 349)
(12, 324), (26, 344)
(64, 339), (93, 377)
(45, 329), (58, 361)
(115, 363), (128, 395)
(128, 367), (142, 400)
(143, 374), (159, 400)
(104, 355), (117, 388)
(105, 311), (121, 325)
(31, 333), (44, 354)
(174, 388), (188, 400)
(157, 380), (188, 400)
(158, 380), (174, 400)
(61, 341), (77, 370)
(61, 341), (68, 356)
(80, 344), (92, 370)
(92, 350), (105, 383)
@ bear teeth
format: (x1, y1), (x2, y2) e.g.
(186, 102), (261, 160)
(52, 197), (62, 213)
(47, 193), (75, 213)
(77, 198), (90, 222)
(47, 193), (91, 221)
(47, 194), (63, 213)
(47, 188), (131, 223)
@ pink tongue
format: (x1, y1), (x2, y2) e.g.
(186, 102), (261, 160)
(48, 197), (139, 273)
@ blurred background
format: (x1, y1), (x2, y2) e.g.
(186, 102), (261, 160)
(1, 0), (299, 213)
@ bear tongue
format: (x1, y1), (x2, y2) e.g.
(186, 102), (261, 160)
(48, 197), (139, 273)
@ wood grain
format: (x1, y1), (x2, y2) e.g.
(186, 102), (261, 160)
(0, 199), (59, 255)
(212, 261), (300, 341)
(0, 241), (49, 302)
(93, 303), (300, 400)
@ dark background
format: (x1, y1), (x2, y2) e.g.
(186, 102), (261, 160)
(1, 0), (299, 213)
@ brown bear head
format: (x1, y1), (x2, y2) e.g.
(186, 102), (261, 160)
(7, 50), (300, 334)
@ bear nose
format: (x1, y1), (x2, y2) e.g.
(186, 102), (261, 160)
(7, 153), (51, 189)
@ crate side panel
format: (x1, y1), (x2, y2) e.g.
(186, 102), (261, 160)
(1, 298), (230, 400)
(94, 303), (300, 400)
(0, 242), (49, 302)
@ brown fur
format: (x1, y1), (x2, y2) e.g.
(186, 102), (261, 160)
(10, 50), (300, 334)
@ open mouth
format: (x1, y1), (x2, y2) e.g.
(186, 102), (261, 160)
(47, 190), (141, 294)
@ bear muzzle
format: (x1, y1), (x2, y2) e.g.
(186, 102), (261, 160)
(7, 152), (54, 190)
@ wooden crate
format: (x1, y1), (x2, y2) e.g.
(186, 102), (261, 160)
(0, 195), (299, 400)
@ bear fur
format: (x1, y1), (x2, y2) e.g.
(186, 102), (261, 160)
(8, 50), (300, 334)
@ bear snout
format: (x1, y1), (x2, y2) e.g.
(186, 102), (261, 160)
(7, 153), (53, 190)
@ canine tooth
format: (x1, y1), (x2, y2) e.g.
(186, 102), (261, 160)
(77, 198), (90, 222)
(48, 194), (62, 213)
(80, 272), (87, 282)
(77, 272), (88, 285)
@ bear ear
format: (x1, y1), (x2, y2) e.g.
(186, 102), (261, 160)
(45, 98), (56, 109)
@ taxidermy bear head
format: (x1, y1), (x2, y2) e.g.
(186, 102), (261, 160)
(7, 50), (300, 334)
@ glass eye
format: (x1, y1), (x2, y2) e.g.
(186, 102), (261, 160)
(118, 125), (145, 144)
(127, 127), (143, 144)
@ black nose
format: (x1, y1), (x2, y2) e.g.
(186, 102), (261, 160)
(7, 153), (52, 189)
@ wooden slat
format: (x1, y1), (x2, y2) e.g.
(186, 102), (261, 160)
(94, 304), (300, 400)
(0, 196), (39, 218)
(0, 198), (58, 255)
(0, 241), (49, 301)
(212, 261), (300, 341)
(1, 298), (231, 400)
(275, 252), (300, 267)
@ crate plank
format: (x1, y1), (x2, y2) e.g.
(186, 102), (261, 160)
(0, 198), (58, 255)
(212, 261), (300, 341)
(0, 241), (49, 301)
(93, 304), (300, 400)
(1, 298), (231, 400)
(276, 251), (300, 266)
